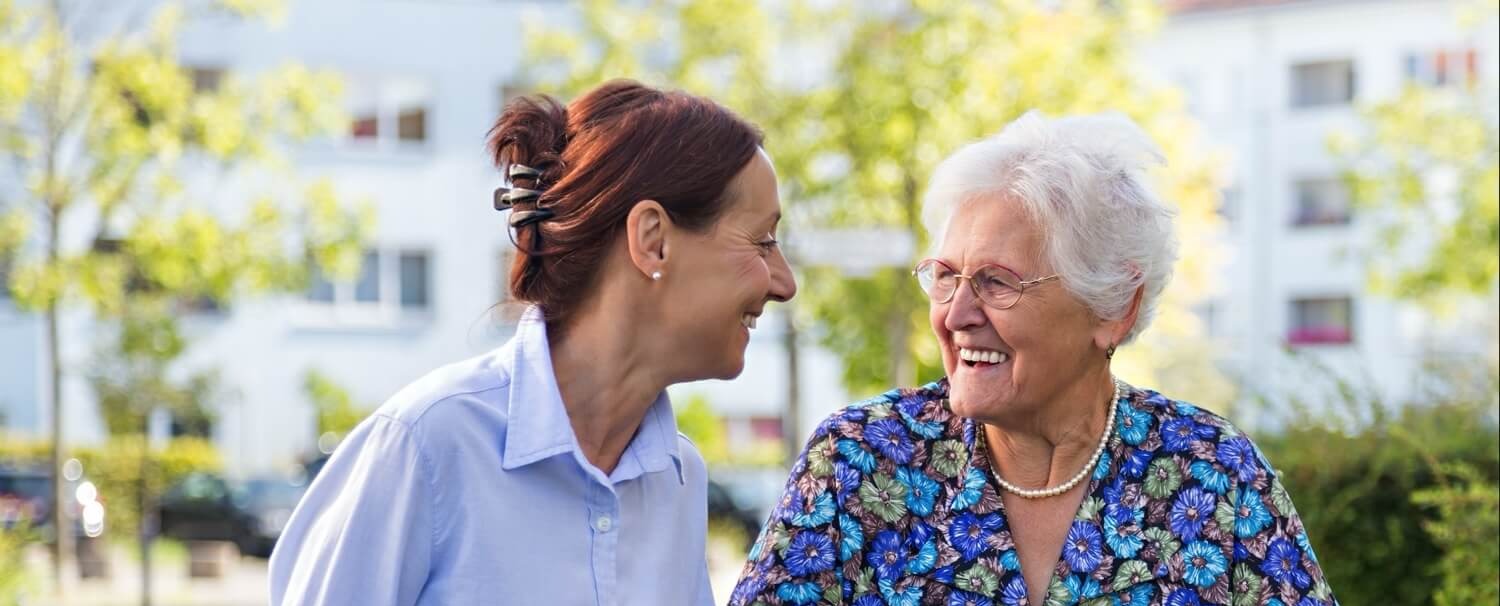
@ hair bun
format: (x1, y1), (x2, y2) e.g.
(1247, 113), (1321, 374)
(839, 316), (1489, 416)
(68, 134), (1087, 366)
(488, 94), (569, 192)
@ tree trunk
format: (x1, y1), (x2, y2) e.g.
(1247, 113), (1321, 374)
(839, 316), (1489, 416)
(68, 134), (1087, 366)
(782, 305), (801, 466)
(47, 300), (67, 592)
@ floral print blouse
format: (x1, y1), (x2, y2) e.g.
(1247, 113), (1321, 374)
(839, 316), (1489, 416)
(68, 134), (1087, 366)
(730, 380), (1338, 606)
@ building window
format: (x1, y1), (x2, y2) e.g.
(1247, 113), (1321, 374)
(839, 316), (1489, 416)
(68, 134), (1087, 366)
(0, 255), (11, 301)
(1193, 299), (1221, 338)
(344, 76), (432, 146)
(189, 66), (224, 93)
(397, 107), (426, 142)
(399, 252), (429, 309)
(1291, 60), (1356, 108)
(307, 263), (336, 303)
(1288, 296), (1354, 345)
(350, 114), (378, 140)
(1404, 48), (1479, 87)
(1292, 177), (1351, 227)
(1218, 187), (1239, 223)
(305, 248), (432, 321)
(749, 416), (784, 441)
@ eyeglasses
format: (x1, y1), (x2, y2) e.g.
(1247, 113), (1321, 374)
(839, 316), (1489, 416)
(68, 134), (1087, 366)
(912, 258), (1059, 309)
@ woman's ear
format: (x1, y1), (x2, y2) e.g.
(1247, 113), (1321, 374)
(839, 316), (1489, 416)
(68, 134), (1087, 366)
(625, 201), (670, 279)
(1095, 284), (1144, 351)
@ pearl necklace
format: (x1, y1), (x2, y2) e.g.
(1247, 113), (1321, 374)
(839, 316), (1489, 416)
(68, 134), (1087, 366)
(992, 377), (1122, 499)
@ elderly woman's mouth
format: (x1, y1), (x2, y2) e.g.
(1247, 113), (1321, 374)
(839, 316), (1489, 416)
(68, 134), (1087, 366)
(958, 347), (1010, 367)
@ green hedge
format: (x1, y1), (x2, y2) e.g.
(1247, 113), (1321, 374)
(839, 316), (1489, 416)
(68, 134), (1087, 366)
(0, 435), (222, 541)
(1257, 401), (1499, 606)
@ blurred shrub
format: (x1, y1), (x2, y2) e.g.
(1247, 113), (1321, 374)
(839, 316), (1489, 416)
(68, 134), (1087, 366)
(0, 522), (36, 606)
(1412, 462), (1500, 606)
(0, 436), (222, 542)
(304, 368), (368, 439)
(1255, 369), (1499, 606)
(75, 436), (223, 541)
(675, 395), (729, 465)
(675, 395), (791, 468)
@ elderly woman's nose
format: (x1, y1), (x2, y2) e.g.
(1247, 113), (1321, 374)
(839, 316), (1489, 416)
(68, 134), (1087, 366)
(943, 281), (985, 332)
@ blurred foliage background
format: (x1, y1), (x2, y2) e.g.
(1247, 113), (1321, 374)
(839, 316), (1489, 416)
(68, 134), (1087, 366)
(0, 0), (1495, 604)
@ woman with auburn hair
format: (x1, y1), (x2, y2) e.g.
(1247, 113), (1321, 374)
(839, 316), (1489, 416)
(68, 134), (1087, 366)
(270, 80), (797, 605)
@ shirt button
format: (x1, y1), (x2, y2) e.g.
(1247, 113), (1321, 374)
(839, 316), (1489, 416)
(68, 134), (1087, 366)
(594, 514), (613, 533)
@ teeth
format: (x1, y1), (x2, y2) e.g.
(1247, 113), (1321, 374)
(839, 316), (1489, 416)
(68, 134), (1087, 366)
(742, 314), (758, 329)
(959, 348), (1009, 364)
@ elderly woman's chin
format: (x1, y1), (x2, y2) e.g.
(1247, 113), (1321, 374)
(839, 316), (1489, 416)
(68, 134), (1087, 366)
(946, 367), (1019, 421)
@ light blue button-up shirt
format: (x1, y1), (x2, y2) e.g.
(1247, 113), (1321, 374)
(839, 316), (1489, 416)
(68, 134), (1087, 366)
(269, 308), (713, 605)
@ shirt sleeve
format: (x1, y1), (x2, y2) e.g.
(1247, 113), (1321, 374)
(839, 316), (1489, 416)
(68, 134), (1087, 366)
(1229, 443), (1340, 606)
(729, 426), (845, 606)
(269, 414), (435, 606)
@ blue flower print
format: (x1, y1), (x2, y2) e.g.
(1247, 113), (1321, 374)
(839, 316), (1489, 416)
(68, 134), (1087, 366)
(776, 580), (823, 605)
(865, 418), (916, 464)
(1170, 487), (1216, 540)
(1117, 401), (1154, 445)
(1262, 537), (1313, 589)
(784, 530), (836, 576)
(1063, 520), (1105, 573)
(1181, 540), (1228, 588)
(1189, 460), (1230, 494)
(867, 529), (907, 581)
(897, 466), (940, 517)
(1234, 489), (1274, 539)
(838, 514), (863, 562)
(1215, 437), (1260, 483)
(838, 438), (878, 474)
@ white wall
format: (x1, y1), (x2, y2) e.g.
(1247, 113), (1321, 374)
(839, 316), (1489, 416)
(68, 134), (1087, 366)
(1139, 0), (1498, 423)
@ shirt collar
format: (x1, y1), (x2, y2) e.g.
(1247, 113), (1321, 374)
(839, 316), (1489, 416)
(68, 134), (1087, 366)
(500, 306), (684, 484)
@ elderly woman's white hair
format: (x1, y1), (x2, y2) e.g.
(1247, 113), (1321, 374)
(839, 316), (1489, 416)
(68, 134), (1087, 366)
(920, 111), (1178, 345)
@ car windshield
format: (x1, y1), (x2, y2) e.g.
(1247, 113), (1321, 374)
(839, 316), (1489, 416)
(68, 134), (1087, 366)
(238, 478), (304, 510)
(0, 474), (50, 500)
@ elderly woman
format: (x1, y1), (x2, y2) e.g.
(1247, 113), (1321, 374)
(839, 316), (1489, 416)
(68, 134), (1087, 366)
(731, 113), (1336, 606)
(270, 80), (796, 605)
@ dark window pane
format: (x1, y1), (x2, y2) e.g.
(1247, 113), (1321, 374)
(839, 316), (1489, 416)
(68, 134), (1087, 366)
(354, 250), (380, 303)
(399, 252), (429, 309)
(1291, 60), (1355, 107)
(0, 256), (11, 300)
(190, 67), (224, 93)
(397, 107), (426, 142)
(351, 114), (378, 139)
(307, 263), (335, 303)
(1288, 297), (1354, 345)
(1292, 178), (1351, 226)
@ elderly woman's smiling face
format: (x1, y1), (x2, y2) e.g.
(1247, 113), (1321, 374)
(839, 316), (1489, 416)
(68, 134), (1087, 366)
(929, 196), (1123, 424)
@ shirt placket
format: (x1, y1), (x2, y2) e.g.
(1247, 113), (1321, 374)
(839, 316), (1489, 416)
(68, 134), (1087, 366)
(587, 480), (621, 606)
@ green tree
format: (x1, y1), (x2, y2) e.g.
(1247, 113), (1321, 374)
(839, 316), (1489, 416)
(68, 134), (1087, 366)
(523, 0), (1230, 408)
(673, 394), (729, 466)
(87, 303), (227, 437)
(303, 368), (369, 440)
(0, 0), (369, 584)
(1330, 2), (1499, 302)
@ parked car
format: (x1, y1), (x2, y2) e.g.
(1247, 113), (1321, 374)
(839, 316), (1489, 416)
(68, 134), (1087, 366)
(707, 477), (762, 549)
(0, 461), (109, 574)
(157, 471), (306, 558)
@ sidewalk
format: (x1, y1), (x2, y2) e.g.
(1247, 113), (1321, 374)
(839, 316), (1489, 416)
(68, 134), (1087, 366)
(20, 543), (268, 606)
(21, 539), (747, 605)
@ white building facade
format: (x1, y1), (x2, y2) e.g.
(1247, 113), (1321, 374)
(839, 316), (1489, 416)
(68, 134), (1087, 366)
(1141, 0), (1499, 422)
(2, 0), (1494, 472)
